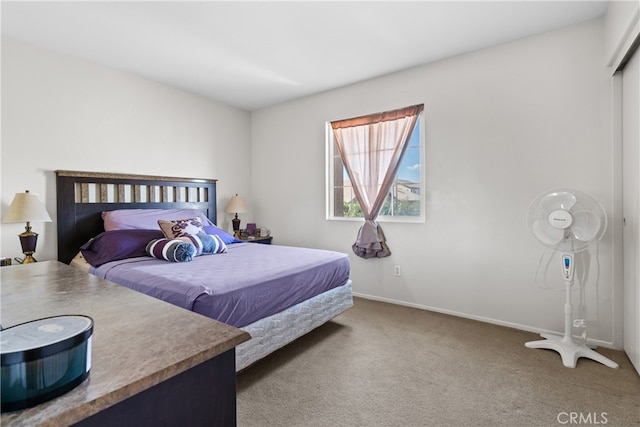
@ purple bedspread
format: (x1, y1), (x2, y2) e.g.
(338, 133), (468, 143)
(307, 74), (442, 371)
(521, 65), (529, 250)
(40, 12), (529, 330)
(90, 243), (350, 328)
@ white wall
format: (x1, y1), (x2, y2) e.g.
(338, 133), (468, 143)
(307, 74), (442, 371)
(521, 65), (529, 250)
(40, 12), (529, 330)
(1, 38), (253, 262)
(252, 19), (621, 347)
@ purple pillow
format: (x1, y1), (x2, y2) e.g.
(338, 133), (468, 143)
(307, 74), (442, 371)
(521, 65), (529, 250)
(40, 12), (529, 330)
(203, 225), (242, 244)
(80, 229), (164, 267)
(102, 209), (213, 231)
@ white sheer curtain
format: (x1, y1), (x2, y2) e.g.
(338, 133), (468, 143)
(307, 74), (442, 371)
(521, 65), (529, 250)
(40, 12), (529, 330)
(331, 104), (423, 259)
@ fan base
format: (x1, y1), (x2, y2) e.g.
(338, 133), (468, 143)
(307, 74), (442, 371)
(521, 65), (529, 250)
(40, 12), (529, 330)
(526, 333), (618, 369)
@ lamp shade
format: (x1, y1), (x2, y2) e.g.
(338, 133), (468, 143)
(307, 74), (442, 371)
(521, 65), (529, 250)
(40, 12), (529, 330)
(225, 194), (248, 214)
(2, 191), (52, 223)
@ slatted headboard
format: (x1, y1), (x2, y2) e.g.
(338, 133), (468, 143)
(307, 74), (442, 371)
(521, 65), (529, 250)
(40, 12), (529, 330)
(56, 170), (217, 264)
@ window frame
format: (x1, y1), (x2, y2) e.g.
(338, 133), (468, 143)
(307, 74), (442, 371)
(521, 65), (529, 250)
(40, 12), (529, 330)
(325, 112), (425, 223)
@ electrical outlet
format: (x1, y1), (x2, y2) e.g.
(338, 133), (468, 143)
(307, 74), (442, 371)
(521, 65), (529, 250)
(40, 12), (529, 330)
(394, 265), (401, 276)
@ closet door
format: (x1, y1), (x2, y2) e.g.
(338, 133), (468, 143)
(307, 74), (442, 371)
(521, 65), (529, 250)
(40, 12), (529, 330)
(622, 46), (640, 374)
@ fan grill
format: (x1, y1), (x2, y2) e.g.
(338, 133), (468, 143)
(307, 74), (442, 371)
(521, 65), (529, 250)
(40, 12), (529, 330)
(526, 189), (606, 253)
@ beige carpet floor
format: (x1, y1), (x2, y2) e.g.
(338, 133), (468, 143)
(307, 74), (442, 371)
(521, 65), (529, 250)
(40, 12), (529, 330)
(237, 297), (640, 427)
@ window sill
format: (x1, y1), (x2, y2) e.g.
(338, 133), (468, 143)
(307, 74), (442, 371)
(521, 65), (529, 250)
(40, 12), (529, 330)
(327, 216), (425, 224)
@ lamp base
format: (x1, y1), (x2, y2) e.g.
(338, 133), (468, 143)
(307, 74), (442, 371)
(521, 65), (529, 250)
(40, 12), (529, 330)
(232, 216), (241, 237)
(22, 253), (37, 264)
(18, 229), (39, 264)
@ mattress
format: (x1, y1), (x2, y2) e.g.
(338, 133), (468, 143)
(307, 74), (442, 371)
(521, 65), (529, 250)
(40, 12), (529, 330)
(90, 242), (350, 328)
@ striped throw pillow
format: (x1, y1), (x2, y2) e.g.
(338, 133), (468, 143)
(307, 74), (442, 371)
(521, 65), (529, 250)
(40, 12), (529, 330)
(177, 233), (205, 255)
(146, 238), (195, 262)
(206, 234), (228, 254)
(185, 233), (229, 254)
(176, 232), (228, 255)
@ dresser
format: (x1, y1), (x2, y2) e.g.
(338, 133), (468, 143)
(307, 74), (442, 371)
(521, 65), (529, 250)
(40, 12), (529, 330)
(1, 261), (250, 426)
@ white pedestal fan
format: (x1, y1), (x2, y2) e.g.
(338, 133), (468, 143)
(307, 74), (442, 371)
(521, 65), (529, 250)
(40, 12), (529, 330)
(526, 189), (618, 369)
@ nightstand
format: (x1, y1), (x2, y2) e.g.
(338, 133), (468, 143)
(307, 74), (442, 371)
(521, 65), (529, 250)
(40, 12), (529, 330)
(242, 236), (273, 245)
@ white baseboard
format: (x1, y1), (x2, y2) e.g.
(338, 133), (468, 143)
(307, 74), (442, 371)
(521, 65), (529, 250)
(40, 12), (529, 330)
(352, 292), (620, 350)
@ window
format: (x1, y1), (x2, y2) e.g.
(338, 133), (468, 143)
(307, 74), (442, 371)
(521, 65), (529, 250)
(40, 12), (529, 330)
(326, 112), (424, 222)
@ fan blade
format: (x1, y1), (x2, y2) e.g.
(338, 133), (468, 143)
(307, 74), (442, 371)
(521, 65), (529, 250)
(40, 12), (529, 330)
(540, 191), (577, 212)
(532, 219), (564, 245)
(571, 210), (602, 241)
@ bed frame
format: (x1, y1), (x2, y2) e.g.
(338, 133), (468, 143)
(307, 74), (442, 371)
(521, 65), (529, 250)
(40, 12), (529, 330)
(56, 170), (217, 265)
(55, 170), (353, 371)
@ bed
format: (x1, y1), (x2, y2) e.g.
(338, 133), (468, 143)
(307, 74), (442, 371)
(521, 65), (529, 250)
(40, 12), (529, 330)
(55, 170), (353, 371)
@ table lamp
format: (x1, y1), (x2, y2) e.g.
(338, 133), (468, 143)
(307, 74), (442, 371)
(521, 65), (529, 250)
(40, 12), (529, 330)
(225, 194), (248, 237)
(2, 190), (52, 263)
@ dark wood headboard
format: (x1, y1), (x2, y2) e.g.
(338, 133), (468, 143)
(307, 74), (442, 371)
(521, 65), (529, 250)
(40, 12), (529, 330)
(56, 170), (217, 265)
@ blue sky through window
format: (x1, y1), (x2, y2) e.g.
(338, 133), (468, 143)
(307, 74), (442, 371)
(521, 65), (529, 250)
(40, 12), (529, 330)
(397, 116), (421, 182)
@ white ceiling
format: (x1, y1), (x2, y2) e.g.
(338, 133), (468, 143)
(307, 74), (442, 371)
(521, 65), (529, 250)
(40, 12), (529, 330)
(1, 1), (609, 111)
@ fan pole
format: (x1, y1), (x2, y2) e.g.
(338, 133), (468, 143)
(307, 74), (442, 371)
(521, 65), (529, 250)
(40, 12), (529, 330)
(525, 253), (619, 369)
(562, 255), (574, 346)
